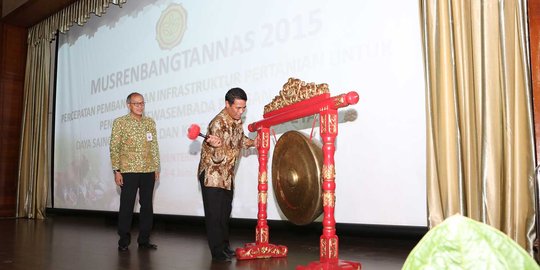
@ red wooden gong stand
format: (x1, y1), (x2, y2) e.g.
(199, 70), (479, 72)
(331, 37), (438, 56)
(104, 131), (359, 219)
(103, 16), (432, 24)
(236, 90), (361, 270)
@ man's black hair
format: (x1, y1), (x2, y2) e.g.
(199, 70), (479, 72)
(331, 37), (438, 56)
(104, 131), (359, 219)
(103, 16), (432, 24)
(225, 87), (247, 105)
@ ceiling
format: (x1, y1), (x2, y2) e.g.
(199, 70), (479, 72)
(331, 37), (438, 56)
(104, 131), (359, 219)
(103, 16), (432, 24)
(1, 0), (79, 28)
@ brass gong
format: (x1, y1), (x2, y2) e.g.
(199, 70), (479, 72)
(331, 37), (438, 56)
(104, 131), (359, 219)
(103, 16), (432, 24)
(272, 131), (323, 225)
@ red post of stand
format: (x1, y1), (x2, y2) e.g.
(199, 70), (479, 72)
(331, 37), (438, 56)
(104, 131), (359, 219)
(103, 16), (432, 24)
(296, 109), (360, 270)
(236, 127), (288, 260)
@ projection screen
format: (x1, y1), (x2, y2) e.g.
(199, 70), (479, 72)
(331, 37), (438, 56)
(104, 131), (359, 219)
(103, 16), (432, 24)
(54, 0), (427, 226)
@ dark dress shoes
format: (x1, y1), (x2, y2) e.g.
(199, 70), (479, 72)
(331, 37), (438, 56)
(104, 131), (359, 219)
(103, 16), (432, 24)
(224, 247), (236, 257)
(118, 245), (128, 251)
(138, 243), (158, 250)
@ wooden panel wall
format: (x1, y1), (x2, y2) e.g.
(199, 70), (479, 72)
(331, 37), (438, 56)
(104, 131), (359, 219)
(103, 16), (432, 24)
(532, 0), (540, 163)
(0, 22), (27, 217)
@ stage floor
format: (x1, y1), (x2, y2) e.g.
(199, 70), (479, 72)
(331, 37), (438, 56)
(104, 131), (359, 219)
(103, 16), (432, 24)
(0, 214), (421, 270)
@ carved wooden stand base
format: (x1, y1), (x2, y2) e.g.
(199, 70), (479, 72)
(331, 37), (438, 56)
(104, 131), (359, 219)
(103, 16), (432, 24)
(236, 243), (288, 260)
(296, 260), (361, 270)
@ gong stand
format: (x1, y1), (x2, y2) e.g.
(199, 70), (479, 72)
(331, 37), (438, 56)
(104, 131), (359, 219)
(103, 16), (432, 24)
(236, 78), (361, 270)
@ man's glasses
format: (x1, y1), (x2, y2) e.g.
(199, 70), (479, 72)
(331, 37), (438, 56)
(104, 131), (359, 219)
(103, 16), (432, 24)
(130, 102), (145, 107)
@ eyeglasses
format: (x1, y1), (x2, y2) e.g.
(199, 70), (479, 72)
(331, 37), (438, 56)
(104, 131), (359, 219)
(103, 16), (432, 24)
(130, 102), (145, 107)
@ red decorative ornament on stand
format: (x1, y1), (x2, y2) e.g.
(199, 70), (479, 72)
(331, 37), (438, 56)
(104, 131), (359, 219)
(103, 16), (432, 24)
(237, 78), (361, 270)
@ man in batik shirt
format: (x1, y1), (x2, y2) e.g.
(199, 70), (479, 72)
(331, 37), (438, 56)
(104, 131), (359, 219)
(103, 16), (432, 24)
(198, 87), (256, 261)
(110, 92), (160, 251)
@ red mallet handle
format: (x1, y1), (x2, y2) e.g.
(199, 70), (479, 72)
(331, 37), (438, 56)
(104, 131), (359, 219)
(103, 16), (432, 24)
(187, 124), (207, 140)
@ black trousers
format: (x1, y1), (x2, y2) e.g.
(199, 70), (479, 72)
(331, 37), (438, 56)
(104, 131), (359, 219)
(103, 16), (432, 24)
(199, 172), (233, 258)
(117, 172), (155, 246)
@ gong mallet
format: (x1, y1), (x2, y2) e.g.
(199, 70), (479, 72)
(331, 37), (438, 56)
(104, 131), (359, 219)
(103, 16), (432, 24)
(187, 124), (207, 140)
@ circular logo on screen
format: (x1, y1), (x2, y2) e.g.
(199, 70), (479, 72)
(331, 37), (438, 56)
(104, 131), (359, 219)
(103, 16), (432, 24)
(156, 4), (187, 50)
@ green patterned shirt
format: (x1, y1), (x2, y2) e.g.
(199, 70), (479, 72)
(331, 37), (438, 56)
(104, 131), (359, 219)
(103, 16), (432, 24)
(110, 114), (160, 173)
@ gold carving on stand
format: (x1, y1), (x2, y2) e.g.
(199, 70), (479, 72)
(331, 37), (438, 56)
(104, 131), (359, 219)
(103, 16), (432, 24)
(258, 192), (268, 204)
(256, 227), (269, 243)
(323, 192), (335, 208)
(264, 78), (329, 114)
(240, 244), (287, 257)
(329, 238), (338, 258)
(262, 132), (270, 148)
(259, 171), (267, 184)
(334, 95), (346, 107)
(328, 114), (338, 134)
(320, 237), (339, 259)
(320, 238), (327, 257)
(320, 113), (338, 135)
(322, 164), (335, 180)
(320, 115), (327, 134)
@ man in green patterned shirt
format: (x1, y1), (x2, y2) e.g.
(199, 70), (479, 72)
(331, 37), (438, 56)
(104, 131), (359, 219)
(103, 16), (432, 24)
(110, 92), (160, 252)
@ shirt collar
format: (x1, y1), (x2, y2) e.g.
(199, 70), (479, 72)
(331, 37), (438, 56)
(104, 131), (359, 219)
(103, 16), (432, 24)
(220, 109), (242, 125)
(126, 113), (144, 122)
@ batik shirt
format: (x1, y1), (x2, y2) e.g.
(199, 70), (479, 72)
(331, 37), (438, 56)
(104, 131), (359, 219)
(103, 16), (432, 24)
(110, 114), (160, 173)
(198, 109), (254, 190)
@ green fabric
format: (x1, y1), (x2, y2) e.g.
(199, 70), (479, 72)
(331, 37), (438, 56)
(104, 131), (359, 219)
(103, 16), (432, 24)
(402, 215), (539, 270)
